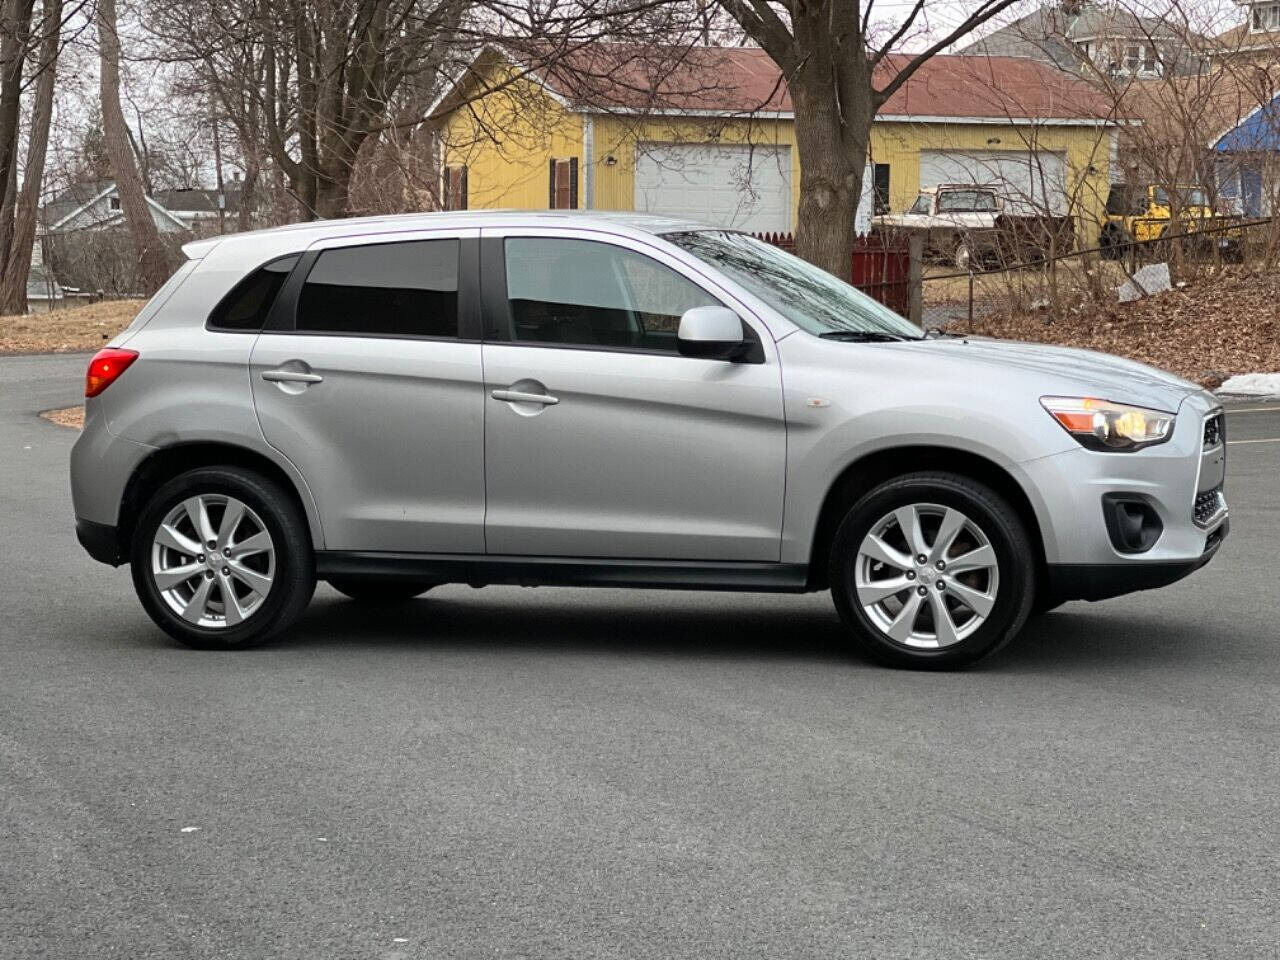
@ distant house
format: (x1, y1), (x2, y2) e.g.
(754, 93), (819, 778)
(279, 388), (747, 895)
(430, 44), (1124, 243)
(1212, 90), (1280, 216)
(40, 179), (193, 235)
(28, 179), (244, 308)
(960, 2), (1206, 79)
(1212, 0), (1280, 64)
(40, 179), (243, 236)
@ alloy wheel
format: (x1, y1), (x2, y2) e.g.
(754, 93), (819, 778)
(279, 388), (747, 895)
(854, 502), (1000, 649)
(150, 494), (275, 628)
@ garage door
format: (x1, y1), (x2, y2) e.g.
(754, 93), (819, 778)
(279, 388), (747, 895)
(635, 144), (791, 232)
(919, 149), (1067, 215)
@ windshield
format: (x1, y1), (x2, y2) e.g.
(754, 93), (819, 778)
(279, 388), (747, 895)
(664, 231), (923, 339)
(937, 189), (998, 212)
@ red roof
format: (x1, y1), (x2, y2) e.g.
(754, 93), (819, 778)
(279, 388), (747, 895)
(527, 44), (1119, 122)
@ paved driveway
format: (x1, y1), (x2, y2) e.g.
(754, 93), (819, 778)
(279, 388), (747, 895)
(3, 353), (1279, 959)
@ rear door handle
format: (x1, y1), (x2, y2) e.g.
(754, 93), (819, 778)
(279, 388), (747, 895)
(491, 388), (558, 405)
(262, 368), (323, 384)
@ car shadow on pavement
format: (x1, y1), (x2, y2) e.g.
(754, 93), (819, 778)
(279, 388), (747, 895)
(274, 591), (1234, 675)
(284, 591), (854, 663)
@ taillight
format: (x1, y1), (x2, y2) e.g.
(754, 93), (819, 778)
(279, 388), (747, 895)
(85, 347), (139, 397)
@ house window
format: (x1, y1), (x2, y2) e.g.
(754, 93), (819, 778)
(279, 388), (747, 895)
(1252, 2), (1280, 31)
(548, 157), (578, 210)
(443, 165), (467, 211)
(109, 196), (121, 210)
(872, 163), (891, 214)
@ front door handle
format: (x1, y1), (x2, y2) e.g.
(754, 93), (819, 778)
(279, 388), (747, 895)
(491, 388), (558, 405)
(262, 368), (323, 384)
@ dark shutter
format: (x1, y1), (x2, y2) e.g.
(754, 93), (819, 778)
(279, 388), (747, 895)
(443, 167), (453, 211)
(569, 157), (579, 209)
(460, 165), (468, 211)
(549, 158), (557, 208)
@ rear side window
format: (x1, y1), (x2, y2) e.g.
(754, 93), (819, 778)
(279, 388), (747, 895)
(296, 239), (459, 338)
(208, 254), (299, 331)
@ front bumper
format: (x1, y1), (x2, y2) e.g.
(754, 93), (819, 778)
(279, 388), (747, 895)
(1021, 392), (1228, 595)
(1046, 518), (1227, 602)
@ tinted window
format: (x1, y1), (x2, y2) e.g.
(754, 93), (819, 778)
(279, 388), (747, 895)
(208, 254), (299, 331)
(296, 239), (458, 337)
(503, 238), (717, 351)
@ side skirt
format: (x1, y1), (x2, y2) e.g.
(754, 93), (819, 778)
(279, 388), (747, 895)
(316, 551), (812, 593)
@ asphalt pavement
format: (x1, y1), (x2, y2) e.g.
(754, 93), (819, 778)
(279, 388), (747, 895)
(2, 352), (1279, 959)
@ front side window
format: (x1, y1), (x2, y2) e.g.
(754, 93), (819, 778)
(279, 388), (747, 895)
(503, 237), (718, 351)
(209, 254), (299, 331)
(296, 239), (458, 337)
(666, 231), (922, 339)
(909, 194), (931, 214)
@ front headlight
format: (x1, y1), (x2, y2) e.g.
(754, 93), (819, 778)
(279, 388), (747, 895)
(1040, 396), (1175, 451)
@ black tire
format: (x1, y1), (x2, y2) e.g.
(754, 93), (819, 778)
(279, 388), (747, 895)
(130, 466), (315, 650)
(1099, 225), (1129, 261)
(829, 471), (1037, 670)
(327, 578), (435, 603)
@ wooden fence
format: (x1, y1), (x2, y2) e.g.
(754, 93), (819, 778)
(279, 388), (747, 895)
(750, 232), (912, 316)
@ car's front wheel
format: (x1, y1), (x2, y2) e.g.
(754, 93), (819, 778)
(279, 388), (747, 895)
(131, 466), (315, 649)
(829, 471), (1036, 669)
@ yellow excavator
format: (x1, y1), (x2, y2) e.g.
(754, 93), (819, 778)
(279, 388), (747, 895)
(1100, 183), (1242, 261)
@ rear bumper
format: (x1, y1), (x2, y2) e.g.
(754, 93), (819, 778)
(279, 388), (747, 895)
(1045, 518), (1227, 603)
(76, 518), (123, 566)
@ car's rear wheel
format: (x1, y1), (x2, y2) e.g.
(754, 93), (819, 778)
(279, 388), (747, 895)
(131, 466), (315, 649)
(327, 577), (435, 603)
(829, 471), (1036, 669)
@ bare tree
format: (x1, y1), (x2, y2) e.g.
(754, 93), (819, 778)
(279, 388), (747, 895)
(0, 0), (62, 312)
(99, 0), (172, 292)
(713, 0), (1020, 278)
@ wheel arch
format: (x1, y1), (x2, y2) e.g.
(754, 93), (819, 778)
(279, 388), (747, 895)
(805, 445), (1048, 594)
(117, 441), (322, 560)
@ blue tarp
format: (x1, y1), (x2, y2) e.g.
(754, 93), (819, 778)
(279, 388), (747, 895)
(1214, 94), (1280, 153)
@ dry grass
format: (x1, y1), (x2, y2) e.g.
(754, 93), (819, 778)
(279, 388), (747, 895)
(40, 405), (85, 429)
(0, 299), (143, 355)
(952, 269), (1280, 388)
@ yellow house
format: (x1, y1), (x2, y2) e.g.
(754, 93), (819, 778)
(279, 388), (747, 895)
(432, 45), (1123, 243)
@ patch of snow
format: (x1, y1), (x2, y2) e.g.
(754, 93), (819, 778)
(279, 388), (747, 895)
(1218, 373), (1280, 396)
(180, 826), (200, 833)
(1118, 263), (1172, 303)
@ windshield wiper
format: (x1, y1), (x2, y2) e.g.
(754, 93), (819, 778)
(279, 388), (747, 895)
(818, 330), (918, 342)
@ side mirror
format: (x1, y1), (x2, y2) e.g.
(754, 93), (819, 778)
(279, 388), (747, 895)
(677, 306), (746, 361)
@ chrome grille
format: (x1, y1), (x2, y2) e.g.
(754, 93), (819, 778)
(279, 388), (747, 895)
(1203, 413), (1225, 448)
(1195, 486), (1225, 527)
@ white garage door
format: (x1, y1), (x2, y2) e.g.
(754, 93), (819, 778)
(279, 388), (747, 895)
(920, 149), (1068, 215)
(635, 144), (791, 232)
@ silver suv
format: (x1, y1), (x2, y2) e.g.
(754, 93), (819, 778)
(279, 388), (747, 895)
(71, 212), (1228, 668)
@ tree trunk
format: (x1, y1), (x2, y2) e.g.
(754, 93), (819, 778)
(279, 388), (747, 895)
(98, 0), (171, 294)
(0, 0), (61, 314)
(787, 33), (873, 282)
(0, 0), (35, 275)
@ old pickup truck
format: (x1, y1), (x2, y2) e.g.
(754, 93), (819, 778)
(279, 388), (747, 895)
(871, 184), (1074, 270)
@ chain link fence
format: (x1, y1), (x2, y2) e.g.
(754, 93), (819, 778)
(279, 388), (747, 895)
(918, 216), (1278, 332)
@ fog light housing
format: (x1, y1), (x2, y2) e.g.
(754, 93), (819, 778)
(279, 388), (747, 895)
(1102, 494), (1163, 553)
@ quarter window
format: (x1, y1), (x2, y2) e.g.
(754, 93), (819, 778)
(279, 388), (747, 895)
(296, 239), (459, 337)
(502, 238), (719, 351)
(208, 254), (299, 331)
